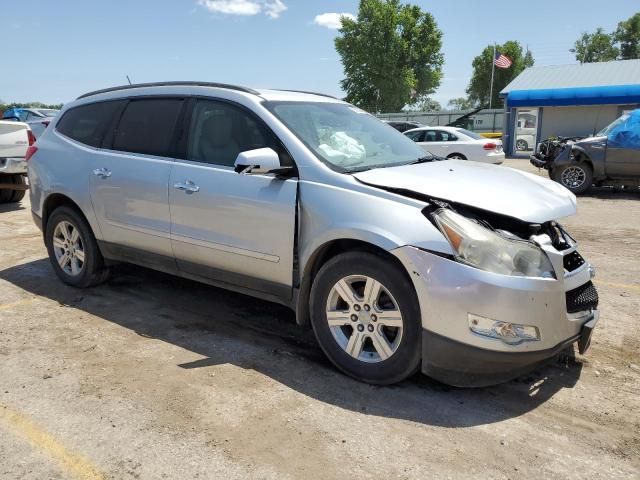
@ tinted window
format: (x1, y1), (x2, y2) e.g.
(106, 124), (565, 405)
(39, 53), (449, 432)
(57, 101), (124, 147)
(425, 130), (457, 142)
(113, 99), (183, 157)
(404, 130), (424, 142)
(187, 100), (282, 167)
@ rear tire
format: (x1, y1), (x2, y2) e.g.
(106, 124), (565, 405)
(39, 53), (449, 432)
(45, 206), (110, 287)
(516, 139), (528, 151)
(0, 174), (25, 204)
(310, 251), (422, 385)
(446, 153), (467, 160)
(10, 175), (26, 202)
(553, 163), (593, 194)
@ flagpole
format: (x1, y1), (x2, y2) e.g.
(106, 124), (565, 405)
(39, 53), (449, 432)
(489, 44), (496, 109)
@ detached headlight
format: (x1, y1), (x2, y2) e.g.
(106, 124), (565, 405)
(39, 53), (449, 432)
(432, 209), (556, 278)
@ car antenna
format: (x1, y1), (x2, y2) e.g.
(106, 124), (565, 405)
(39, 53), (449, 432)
(126, 75), (132, 86)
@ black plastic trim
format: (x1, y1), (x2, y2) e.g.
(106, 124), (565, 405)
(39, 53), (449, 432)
(421, 329), (581, 387)
(77, 82), (260, 100)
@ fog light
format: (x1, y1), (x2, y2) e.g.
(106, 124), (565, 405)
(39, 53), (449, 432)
(468, 314), (540, 345)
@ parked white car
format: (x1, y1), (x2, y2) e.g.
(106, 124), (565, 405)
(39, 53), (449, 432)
(404, 126), (505, 164)
(0, 120), (32, 203)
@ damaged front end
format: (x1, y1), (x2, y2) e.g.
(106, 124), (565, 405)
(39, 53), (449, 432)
(391, 197), (599, 387)
(530, 136), (583, 170)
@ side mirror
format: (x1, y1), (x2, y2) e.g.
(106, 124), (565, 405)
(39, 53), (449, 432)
(234, 147), (289, 175)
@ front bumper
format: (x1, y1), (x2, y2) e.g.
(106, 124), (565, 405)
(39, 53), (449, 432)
(0, 157), (27, 174)
(392, 245), (599, 387)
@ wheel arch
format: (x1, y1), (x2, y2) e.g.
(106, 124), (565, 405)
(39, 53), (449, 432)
(42, 193), (93, 236)
(446, 152), (467, 160)
(295, 237), (411, 327)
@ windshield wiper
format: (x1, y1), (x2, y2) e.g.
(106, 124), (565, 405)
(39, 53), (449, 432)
(409, 155), (435, 165)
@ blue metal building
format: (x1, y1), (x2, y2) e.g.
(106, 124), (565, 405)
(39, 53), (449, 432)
(500, 59), (640, 156)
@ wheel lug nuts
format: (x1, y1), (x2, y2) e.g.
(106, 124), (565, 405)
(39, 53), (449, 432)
(371, 314), (377, 322)
(363, 304), (370, 311)
(354, 305), (361, 312)
(350, 314), (358, 322)
(367, 325), (374, 332)
(357, 324), (364, 332)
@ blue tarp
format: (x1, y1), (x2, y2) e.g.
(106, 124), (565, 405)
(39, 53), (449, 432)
(607, 109), (640, 150)
(506, 84), (640, 107)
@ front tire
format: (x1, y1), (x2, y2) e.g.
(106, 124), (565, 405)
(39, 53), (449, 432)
(516, 139), (528, 151)
(553, 163), (593, 194)
(310, 251), (421, 385)
(45, 206), (110, 287)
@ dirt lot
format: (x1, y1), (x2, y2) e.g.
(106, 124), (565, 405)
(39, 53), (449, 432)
(0, 159), (638, 479)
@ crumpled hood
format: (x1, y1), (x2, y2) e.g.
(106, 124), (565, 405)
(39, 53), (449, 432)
(354, 160), (577, 223)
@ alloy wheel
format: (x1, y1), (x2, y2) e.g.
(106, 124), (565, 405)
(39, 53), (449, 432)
(325, 275), (404, 363)
(560, 166), (586, 189)
(52, 220), (86, 276)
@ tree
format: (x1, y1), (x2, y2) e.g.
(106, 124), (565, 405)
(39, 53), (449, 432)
(0, 101), (63, 113)
(447, 97), (477, 110)
(466, 41), (534, 109)
(571, 28), (619, 63)
(615, 12), (640, 60)
(404, 95), (441, 112)
(335, 0), (444, 113)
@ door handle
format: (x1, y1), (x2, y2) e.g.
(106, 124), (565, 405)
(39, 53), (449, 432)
(93, 167), (111, 179)
(174, 180), (200, 194)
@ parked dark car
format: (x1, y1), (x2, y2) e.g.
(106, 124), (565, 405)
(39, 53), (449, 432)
(384, 120), (424, 132)
(531, 109), (640, 193)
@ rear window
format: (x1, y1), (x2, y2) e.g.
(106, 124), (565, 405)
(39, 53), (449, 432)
(113, 99), (183, 157)
(57, 101), (124, 147)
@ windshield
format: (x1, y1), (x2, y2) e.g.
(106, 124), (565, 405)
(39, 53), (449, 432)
(266, 102), (426, 172)
(35, 109), (59, 117)
(597, 113), (629, 137)
(456, 128), (484, 140)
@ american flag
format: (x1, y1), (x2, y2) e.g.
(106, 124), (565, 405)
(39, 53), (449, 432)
(494, 51), (512, 68)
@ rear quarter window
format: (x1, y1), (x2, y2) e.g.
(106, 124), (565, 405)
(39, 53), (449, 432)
(56, 101), (125, 147)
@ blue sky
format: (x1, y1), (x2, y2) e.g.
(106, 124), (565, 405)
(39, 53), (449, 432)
(1, 0), (638, 106)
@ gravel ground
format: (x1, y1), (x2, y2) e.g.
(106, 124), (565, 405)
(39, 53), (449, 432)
(0, 159), (638, 479)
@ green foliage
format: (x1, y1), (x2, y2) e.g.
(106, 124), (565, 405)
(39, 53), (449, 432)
(466, 41), (534, 108)
(447, 97), (477, 111)
(0, 101), (63, 114)
(335, 0), (444, 113)
(615, 12), (640, 60)
(571, 28), (619, 63)
(404, 95), (441, 112)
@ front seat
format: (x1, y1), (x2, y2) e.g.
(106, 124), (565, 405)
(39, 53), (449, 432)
(198, 114), (240, 166)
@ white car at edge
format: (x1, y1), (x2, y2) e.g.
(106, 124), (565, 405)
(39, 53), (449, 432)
(404, 126), (505, 164)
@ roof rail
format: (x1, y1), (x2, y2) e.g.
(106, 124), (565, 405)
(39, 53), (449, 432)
(77, 81), (260, 100)
(272, 89), (340, 100)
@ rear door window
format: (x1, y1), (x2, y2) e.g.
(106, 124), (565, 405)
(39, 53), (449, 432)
(113, 98), (183, 157)
(56, 101), (125, 148)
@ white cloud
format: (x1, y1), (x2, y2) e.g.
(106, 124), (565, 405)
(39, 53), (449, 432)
(197, 0), (287, 18)
(264, 0), (287, 19)
(313, 12), (355, 30)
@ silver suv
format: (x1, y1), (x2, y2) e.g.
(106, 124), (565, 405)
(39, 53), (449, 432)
(28, 82), (599, 387)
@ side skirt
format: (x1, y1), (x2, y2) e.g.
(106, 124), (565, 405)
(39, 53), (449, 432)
(98, 240), (295, 309)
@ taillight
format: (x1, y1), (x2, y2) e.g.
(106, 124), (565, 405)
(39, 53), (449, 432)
(483, 142), (497, 150)
(27, 129), (36, 146)
(25, 146), (38, 162)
